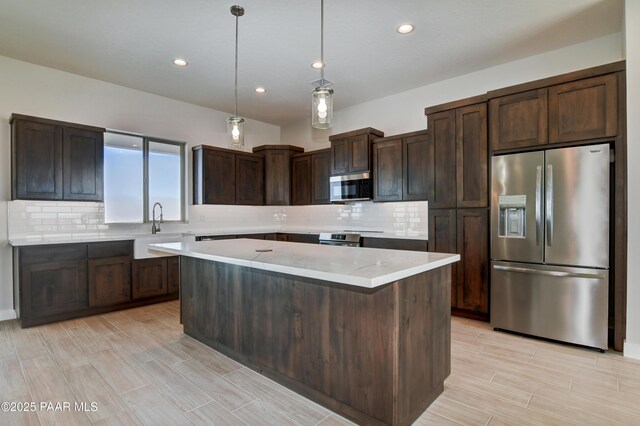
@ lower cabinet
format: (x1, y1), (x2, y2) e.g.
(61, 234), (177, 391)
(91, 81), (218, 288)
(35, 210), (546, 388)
(88, 256), (131, 307)
(428, 208), (489, 319)
(360, 237), (428, 252)
(14, 241), (179, 327)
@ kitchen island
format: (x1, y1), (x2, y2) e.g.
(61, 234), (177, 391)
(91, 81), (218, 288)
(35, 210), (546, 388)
(149, 239), (459, 426)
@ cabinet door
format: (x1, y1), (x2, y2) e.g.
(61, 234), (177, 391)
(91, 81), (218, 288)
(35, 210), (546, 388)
(202, 150), (235, 204)
(456, 209), (489, 314)
(132, 258), (167, 299)
(549, 74), (618, 143)
(456, 104), (488, 208)
(291, 155), (311, 205)
(427, 110), (456, 208)
(13, 120), (63, 200)
(330, 137), (349, 175)
(167, 256), (180, 295)
(88, 256), (131, 307)
(264, 150), (290, 205)
(349, 134), (370, 173)
(428, 209), (457, 307)
(372, 139), (403, 201)
(403, 133), (432, 201)
(236, 154), (264, 205)
(311, 150), (331, 204)
(21, 260), (88, 318)
(489, 89), (548, 150)
(63, 128), (104, 201)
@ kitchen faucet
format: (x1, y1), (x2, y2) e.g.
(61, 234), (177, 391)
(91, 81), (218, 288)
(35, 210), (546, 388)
(151, 202), (163, 234)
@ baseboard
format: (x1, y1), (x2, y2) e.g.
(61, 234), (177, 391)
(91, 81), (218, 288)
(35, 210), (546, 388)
(0, 309), (17, 322)
(624, 341), (640, 360)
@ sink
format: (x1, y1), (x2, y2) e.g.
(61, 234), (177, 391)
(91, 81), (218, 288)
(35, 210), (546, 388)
(133, 233), (194, 259)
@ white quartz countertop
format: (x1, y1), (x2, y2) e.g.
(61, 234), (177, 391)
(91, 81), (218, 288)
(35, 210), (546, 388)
(9, 227), (427, 247)
(148, 239), (458, 288)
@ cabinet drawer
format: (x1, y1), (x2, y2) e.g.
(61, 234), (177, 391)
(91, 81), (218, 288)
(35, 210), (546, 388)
(20, 244), (87, 264)
(88, 240), (133, 259)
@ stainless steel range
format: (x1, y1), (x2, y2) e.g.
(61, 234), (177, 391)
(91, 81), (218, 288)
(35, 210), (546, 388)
(319, 233), (361, 247)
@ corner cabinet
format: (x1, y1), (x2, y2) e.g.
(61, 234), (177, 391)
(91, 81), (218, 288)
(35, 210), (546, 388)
(193, 145), (264, 205)
(329, 128), (384, 175)
(252, 145), (304, 205)
(11, 114), (105, 201)
(372, 130), (431, 202)
(291, 149), (331, 206)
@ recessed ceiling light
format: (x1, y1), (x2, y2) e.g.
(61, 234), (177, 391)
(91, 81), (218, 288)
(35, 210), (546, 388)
(311, 61), (324, 69)
(397, 24), (414, 34)
(255, 87), (267, 94)
(173, 58), (188, 67)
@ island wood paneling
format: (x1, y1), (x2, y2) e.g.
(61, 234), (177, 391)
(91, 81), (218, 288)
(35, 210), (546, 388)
(180, 256), (451, 426)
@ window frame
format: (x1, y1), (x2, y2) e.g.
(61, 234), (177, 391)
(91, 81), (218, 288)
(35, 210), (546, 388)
(104, 129), (187, 224)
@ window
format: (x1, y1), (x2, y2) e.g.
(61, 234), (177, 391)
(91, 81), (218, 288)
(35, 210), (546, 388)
(104, 131), (186, 224)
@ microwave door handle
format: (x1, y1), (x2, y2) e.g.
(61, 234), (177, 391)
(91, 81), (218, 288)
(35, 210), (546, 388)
(535, 165), (542, 246)
(546, 164), (553, 246)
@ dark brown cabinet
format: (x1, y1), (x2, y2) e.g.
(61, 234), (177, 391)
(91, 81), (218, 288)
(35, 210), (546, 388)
(14, 240), (179, 327)
(88, 256), (131, 307)
(19, 244), (88, 322)
(372, 130), (431, 202)
(11, 114), (105, 202)
(253, 145), (304, 205)
(167, 256), (180, 295)
(455, 209), (489, 314)
(456, 104), (488, 208)
(236, 154), (264, 205)
(427, 110), (457, 209)
(329, 128), (384, 175)
(428, 209), (457, 307)
(311, 149), (331, 204)
(284, 233), (320, 244)
(291, 155), (311, 205)
(132, 258), (168, 299)
(361, 237), (428, 252)
(372, 139), (403, 201)
(290, 149), (331, 206)
(489, 89), (548, 151)
(549, 74), (618, 144)
(193, 145), (264, 205)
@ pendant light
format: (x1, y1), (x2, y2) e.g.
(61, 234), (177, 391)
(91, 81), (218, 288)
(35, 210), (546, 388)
(228, 5), (245, 149)
(311, 0), (333, 129)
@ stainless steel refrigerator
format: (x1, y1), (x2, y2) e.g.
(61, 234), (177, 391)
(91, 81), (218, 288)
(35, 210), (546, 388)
(490, 144), (610, 350)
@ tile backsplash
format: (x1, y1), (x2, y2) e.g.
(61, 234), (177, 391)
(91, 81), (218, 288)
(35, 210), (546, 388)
(7, 199), (428, 240)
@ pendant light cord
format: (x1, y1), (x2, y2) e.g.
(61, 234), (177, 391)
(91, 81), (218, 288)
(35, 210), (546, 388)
(320, 0), (324, 86)
(234, 11), (239, 117)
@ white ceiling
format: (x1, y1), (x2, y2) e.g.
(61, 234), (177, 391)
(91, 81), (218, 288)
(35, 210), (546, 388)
(0, 0), (623, 126)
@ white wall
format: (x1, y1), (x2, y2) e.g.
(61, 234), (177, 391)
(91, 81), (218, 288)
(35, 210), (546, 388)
(282, 33), (623, 150)
(624, 0), (640, 360)
(0, 55), (280, 319)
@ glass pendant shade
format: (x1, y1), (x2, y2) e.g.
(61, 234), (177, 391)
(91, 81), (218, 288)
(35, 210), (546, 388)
(312, 87), (333, 129)
(227, 116), (245, 149)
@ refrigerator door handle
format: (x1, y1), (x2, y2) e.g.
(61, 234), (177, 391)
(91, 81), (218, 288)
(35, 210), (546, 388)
(493, 264), (607, 279)
(546, 164), (554, 246)
(535, 165), (542, 246)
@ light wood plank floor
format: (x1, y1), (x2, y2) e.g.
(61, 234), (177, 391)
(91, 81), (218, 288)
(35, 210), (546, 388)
(2, 301), (640, 425)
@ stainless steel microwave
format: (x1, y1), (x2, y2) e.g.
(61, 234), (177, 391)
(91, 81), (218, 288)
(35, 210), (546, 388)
(329, 172), (371, 202)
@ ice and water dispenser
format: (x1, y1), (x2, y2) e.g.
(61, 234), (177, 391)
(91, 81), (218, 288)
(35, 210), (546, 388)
(498, 195), (526, 238)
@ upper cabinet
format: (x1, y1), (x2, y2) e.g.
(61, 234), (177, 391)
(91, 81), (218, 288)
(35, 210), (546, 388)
(426, 102), (488, 209)
(193, 145), (264, 205)
(372, 130), (431, 202)
(489, 72), (619, 151)
(329, 128), (384, 175)
(548, 74), (618, 143)
(11, 114), (105, 201)
(253, 145), (304, 205)
(291, 148), (331, 206)
(489, 89), (548, 151)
